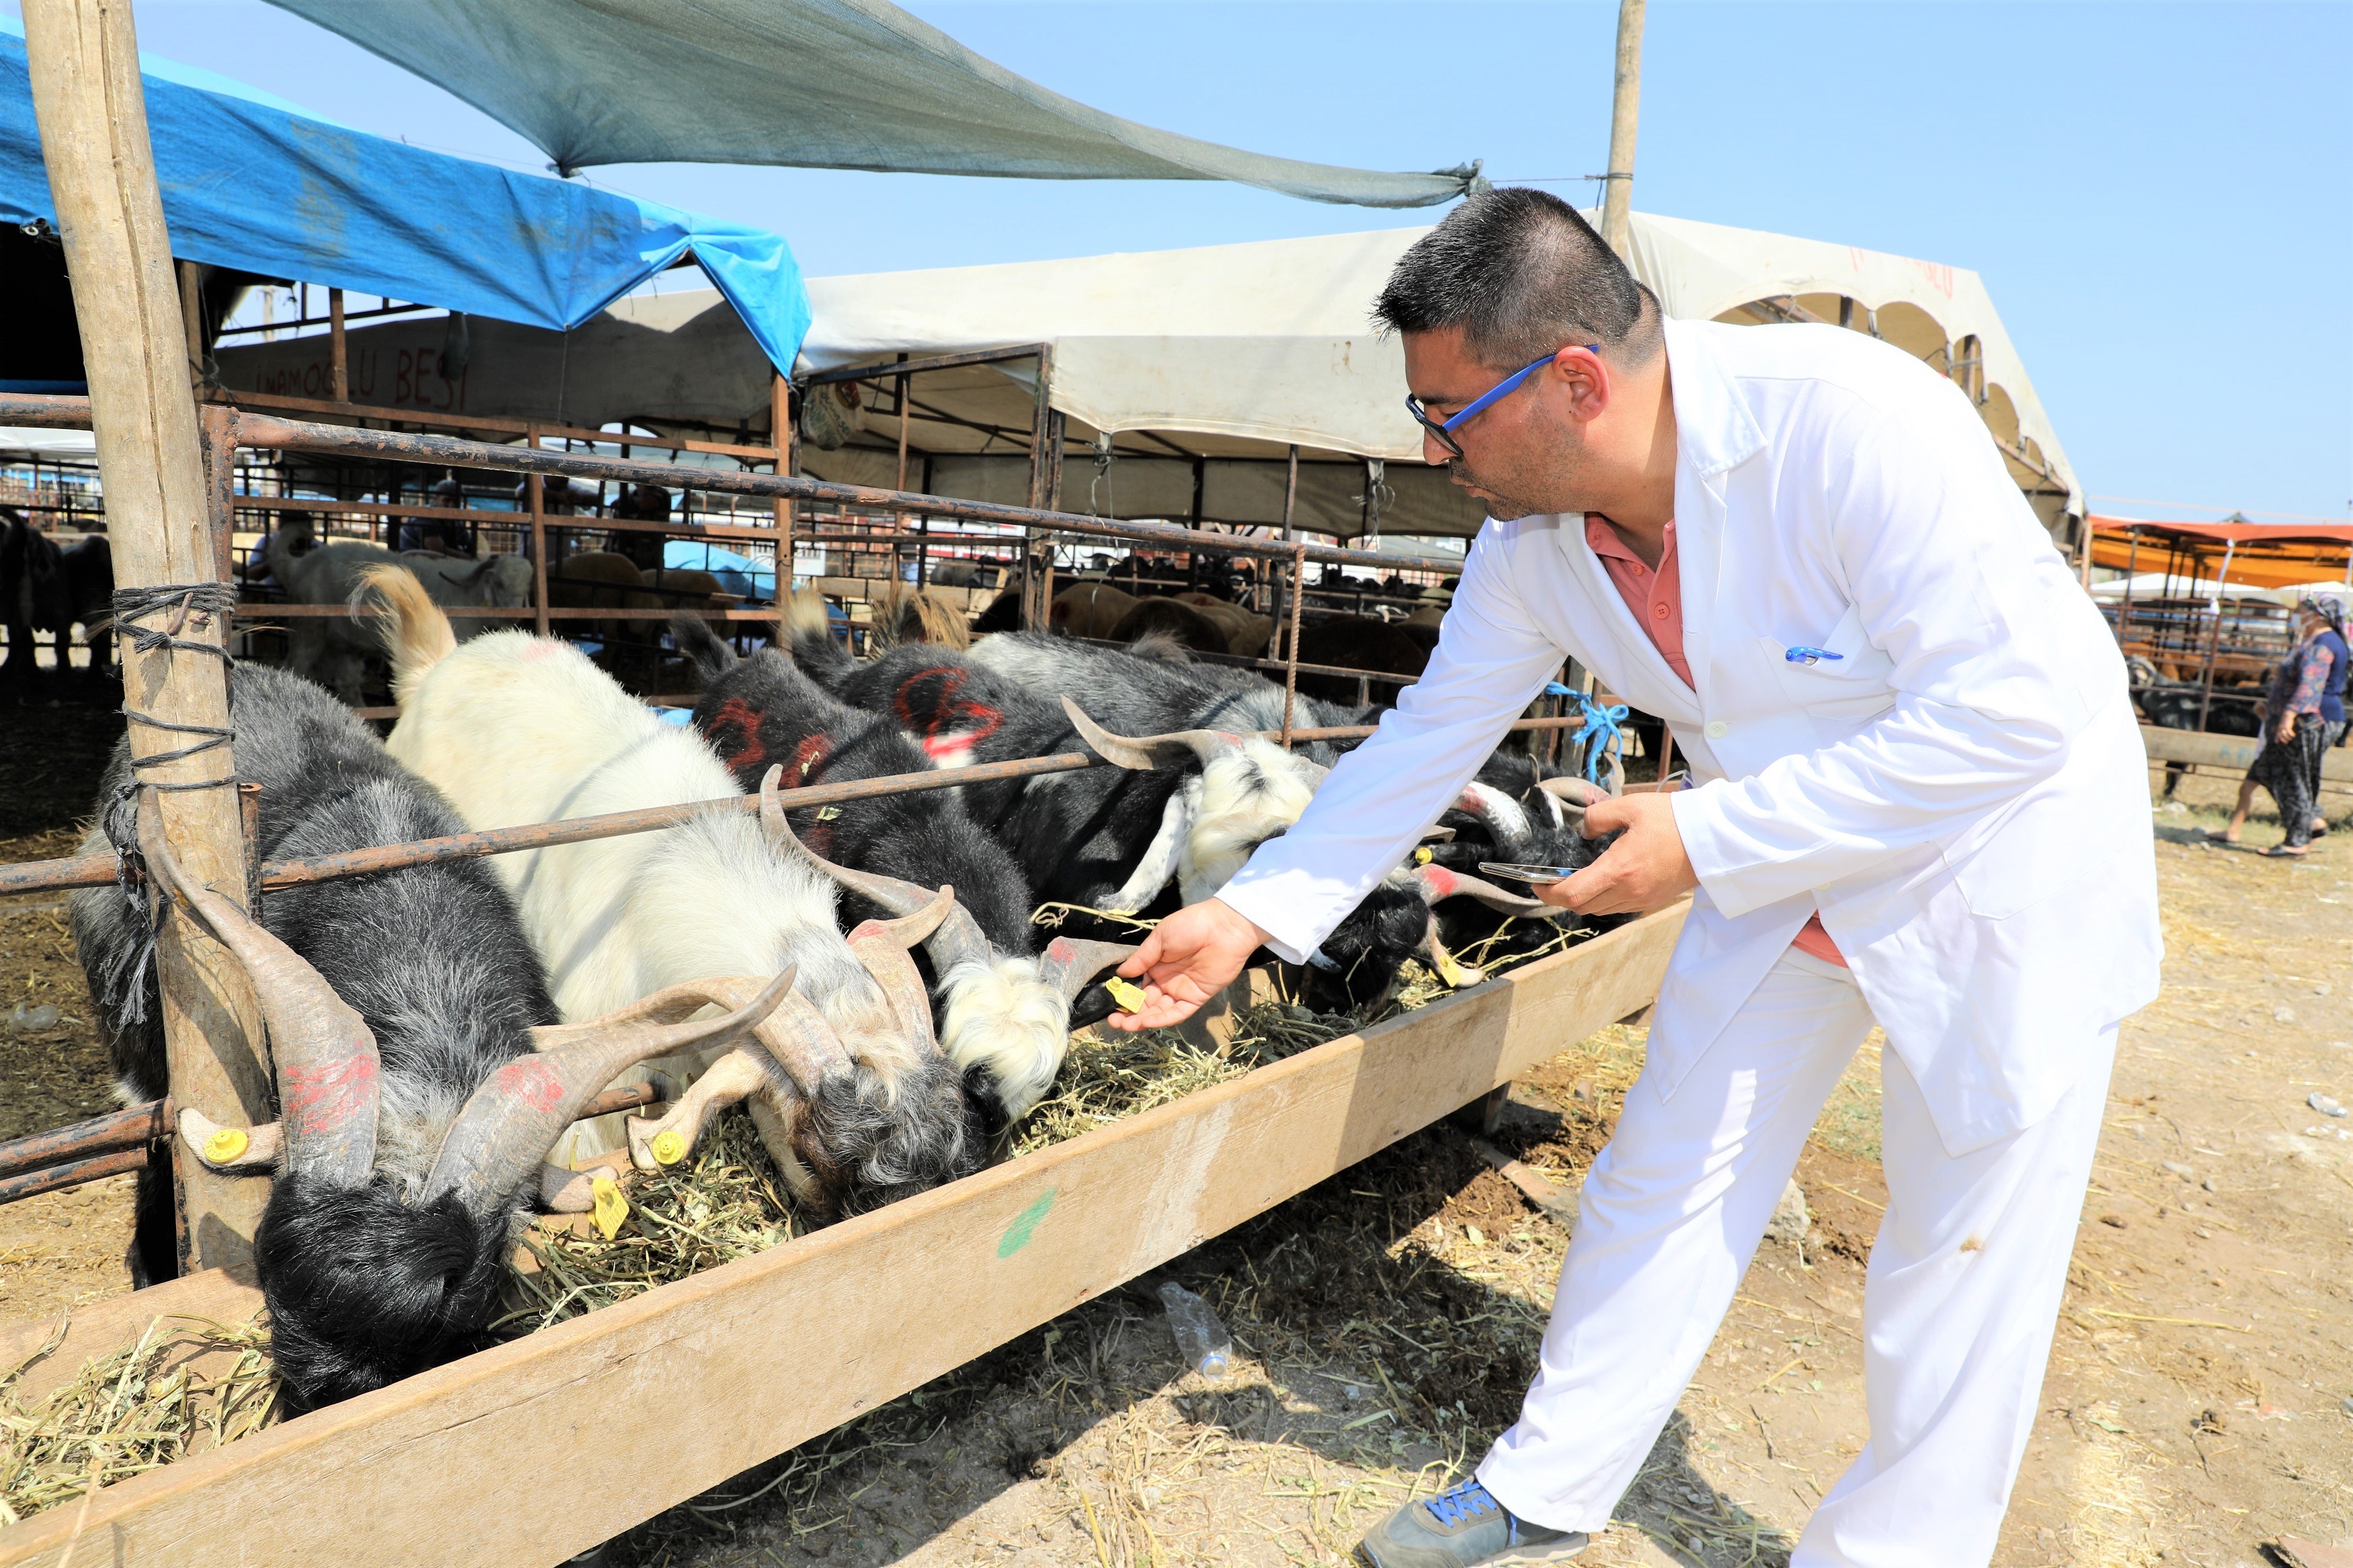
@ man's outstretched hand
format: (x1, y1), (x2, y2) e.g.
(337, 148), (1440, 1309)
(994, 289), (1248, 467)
(1540, 791), (1699, 917)
(1105, 897), (1269, 1032)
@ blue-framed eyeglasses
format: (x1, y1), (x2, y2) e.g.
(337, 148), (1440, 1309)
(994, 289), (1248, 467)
(1404, 345), (1600, 458)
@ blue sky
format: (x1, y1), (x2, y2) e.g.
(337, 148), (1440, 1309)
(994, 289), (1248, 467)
(19, 1), (2348, 523)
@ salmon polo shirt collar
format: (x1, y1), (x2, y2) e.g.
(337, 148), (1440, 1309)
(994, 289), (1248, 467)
(1581, 511), (1847, 968)
(1583, 513), (1692, 687)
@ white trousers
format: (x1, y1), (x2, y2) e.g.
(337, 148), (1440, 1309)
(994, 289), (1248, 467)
(1476, 952), (2116, 1567)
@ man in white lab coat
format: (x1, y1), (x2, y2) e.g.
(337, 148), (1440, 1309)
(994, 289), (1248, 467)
(1107, 190), (2160, 1568)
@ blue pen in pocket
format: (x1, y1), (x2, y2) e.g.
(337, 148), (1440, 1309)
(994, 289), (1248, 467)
(1784, 645), (1845, 667)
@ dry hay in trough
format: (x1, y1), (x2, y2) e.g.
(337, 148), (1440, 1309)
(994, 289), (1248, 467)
(0, 915), (1595, 1523)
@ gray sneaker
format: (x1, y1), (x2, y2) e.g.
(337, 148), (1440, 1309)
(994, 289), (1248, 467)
(1357, 1478), (1589, 1567)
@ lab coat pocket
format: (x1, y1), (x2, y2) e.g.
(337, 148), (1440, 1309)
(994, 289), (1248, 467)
(1763, 607), (1895, 727)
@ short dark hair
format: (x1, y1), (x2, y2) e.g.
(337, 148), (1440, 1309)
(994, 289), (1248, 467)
(1374, 187), (1662, 368)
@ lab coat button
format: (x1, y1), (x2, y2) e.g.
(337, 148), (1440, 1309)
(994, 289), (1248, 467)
(1704, 719), (1729, 740)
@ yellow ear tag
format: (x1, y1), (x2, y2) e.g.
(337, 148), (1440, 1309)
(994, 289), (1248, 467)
(1104, 976), (1148, 1014)
(202, 1126), (249, 1165)
(1413, 846), (1434, 866)
(650, 1129), (687, 1167)
(1431, 950), (1468, 989)
(590, 1177), (629, 1240)
(814, 805), (842, 821)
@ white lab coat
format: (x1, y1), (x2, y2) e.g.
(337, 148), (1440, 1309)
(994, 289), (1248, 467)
(1218, 319), (2161, 1155)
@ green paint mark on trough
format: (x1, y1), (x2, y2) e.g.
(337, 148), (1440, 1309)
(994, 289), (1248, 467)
(998, 1188), (1056, 1258)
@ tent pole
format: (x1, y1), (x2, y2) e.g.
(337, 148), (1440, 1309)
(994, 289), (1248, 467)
(328, 287), (348, 402)
(1599, 0), (1646, 257)
(770, 371), (793, 597)
(528, 421), (551, 636)
(1023, 345), (1056, 628)
(22, 0), (271, 1274)
(2118, 528), (2141, 643)
(2194, 539), (2234, 732)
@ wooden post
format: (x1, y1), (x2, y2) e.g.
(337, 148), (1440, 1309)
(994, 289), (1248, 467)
(22, 0), (271, 1272)
(525, 423), (551, 636)
(1599, 0), (1646, 258)
(175, 258), (202, 389)
(327, 286), (348, 402)
(199, 403), (237, 586)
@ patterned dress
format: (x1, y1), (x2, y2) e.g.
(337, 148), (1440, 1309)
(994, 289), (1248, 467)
(2246, 633), (2338, 849)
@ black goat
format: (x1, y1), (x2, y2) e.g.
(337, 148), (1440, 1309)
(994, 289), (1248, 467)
(1, 507), (112, 682)
(793, 627), (1540, 1013)
(678, 614), (1130, 1123)
(71, 665), (785, 1411)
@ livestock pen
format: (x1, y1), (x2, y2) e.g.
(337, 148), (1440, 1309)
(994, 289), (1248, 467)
(0, 389), (1684, 1564)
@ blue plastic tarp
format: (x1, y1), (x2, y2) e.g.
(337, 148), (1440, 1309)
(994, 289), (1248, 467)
(0, 22), (809, 372)
(665, 540), (776, 604)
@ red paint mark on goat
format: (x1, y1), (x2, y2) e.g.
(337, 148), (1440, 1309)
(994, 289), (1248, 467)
(488, 1055), (567, 1115)
(279, 1052), (380, 1137)
(789, 733), (832, 784)
(706, 697), (767, 774)
(1419, 867), (1458, 899)
(1045, 938), (1075, 962)
(894, 668), (1002, 751)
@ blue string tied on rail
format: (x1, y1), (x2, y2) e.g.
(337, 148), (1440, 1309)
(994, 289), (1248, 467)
(1545, 681), (1630, 785)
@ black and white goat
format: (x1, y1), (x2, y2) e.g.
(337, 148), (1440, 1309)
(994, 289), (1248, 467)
(365, 566), (989, 1201)
(70, 665), (789, 1411)
(795, 628), (1544, 1012)
(677, 615), (1131, 1122)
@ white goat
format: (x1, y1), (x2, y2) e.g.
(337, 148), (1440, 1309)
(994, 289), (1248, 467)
(364, 567), (978, 1204)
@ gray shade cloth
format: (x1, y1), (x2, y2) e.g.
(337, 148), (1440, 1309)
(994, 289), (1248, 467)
(263, 0), (1482, 208)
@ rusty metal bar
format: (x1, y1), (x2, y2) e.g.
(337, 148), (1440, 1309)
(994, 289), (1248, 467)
(0, 1146), (149, 1206)
(0, 1083), (667, 1207)
(801, 343), (1051, 388)
(0, 716), (1595, 899)
(0, 1102), (169, 1182)
(1281, 543), (1307, 750)
(0, 395), (1454, 575)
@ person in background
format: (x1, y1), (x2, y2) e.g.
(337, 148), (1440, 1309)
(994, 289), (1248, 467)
(2221, 597), (2339, 856)
(1106, 189), (2159, 1568)
(2301, 594), (2349, 838)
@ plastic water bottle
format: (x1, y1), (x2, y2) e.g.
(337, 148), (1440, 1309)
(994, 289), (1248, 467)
(1158, 1281), (1232, 1378)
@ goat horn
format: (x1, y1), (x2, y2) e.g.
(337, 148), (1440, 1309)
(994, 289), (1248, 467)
(137, 790), (381, 1188)
(1451, 780), (1535, 856)
(1538, 775), (1613, 808)
(1036, 936), (1140, 1005)
(1419, 927), (1484, 990)
(1408, 864), (1552, 914)
(1060, 697), (1238, 771)
(761, 766), (996, 975)
(421, 967), (795, 1215)
(625, 1047), (779, 1173)
(846, 893), (954, 1048)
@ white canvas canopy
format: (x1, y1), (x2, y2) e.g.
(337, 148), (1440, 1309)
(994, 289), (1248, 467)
(798, 210), (2081, 539)
(215, 209), (2080, 542)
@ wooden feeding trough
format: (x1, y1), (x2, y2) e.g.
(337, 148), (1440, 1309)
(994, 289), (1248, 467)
(0, 903), (1687, 1565)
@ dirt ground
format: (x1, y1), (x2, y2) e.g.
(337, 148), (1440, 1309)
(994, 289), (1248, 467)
(0, 693), (2347, 1565)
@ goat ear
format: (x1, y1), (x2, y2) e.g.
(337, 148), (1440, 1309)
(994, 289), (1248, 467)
(423, 968), (795, 1215)
(137, 789), (383, 1188)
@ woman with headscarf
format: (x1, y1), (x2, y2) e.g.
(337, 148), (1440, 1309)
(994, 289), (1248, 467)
(2221, 597), (2341, 855)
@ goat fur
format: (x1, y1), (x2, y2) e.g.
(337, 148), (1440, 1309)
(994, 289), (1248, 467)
(69, 663), (557, 1411)
(678, 610), (1075, 1121)
(366, 567), (981, 1196)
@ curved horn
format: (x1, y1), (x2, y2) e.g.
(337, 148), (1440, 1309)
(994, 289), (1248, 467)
(137, 790), (382, 1187)
(1409, 864), (1551, 914)
(1451, 780), (1535, 854)
(1537, 774), (1612, 808)
(1060, 696), (1238, 771)
(761, 766), (996, 975)
(1037, 936), (1141, 1005)
(422, 967), (795, 1214)
(845, 886), (957, 1047)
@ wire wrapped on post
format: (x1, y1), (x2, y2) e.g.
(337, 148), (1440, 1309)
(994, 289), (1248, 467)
(1548, 680), (1630, 787)
(99, 582), (242, 1022)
